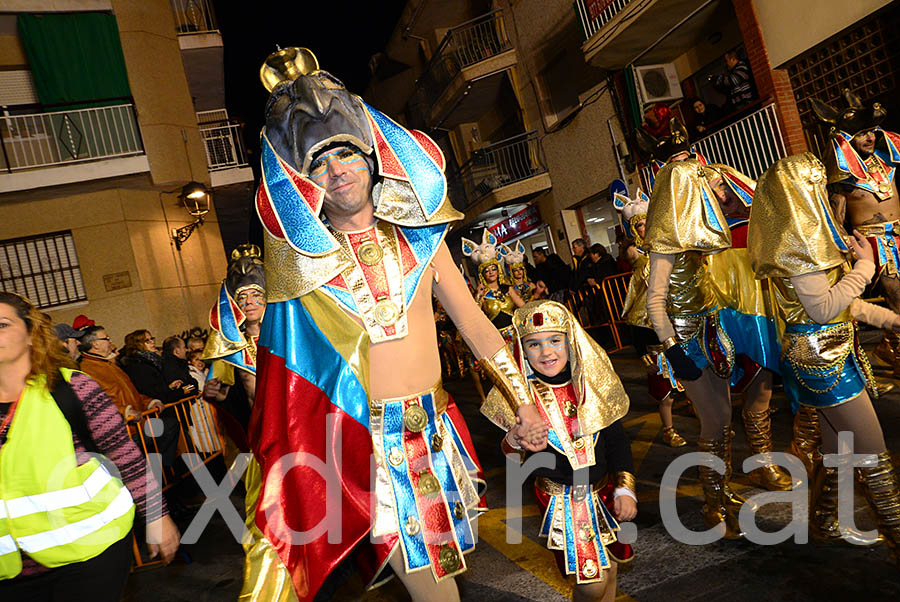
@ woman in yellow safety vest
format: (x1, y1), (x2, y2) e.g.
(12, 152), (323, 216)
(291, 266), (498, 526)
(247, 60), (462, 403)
(0, 292), (179, 600)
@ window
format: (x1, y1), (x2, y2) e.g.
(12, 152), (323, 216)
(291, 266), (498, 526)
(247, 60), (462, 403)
(0, 231), (87, 309)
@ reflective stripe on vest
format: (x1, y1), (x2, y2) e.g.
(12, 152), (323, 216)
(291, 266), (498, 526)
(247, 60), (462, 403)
(0, 370), (135, 579)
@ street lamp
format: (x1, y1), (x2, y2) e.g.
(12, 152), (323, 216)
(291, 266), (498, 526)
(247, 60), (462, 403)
(171, 181), (211, 250)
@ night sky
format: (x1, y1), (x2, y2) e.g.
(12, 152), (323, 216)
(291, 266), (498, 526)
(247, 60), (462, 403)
(212, 1), (406, 164)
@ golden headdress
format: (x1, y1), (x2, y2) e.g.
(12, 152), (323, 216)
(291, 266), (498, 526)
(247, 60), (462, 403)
(748, 153), (850, 280)
(481, 300), (629, 435)
(643, 159), (732, 255)
(461, 229), (509, 286)
(501, 240), (530, 281)
(613, 188), (649, 245)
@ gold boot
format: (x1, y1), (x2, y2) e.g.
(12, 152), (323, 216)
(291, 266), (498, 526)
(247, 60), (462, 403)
(742, 407), (798, 491)
(788, 405), (823, 478)
(719, 427), (757, 512)
(875, 331), (898, 365)
(662, 426), (687, 447)
(858, 451), (900, 567)
(809, 464), (883, 546)
(697, 437), (743, 539)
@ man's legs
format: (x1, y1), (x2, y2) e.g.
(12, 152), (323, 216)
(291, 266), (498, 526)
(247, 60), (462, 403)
(388, 549), (460, 602)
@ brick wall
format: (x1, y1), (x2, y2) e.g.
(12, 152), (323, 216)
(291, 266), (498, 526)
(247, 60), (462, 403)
(732, 0), (807, 154)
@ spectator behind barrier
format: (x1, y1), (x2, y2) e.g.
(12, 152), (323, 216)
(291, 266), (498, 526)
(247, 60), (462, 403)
(532, 247), (572, 299)
(121, 330), (194, 404)
(79, 326), (156, 420)
(187, 349), (208, 385)
(570, 238), (595, 290)
(161, 336), (199, 396)
(690, 98), (723, 137)
(710, 51), (756, 113)
(53, 323), (84, 364)
(588, 243), (618, 286)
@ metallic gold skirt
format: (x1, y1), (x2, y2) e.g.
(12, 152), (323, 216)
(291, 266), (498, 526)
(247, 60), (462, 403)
(671, 308), (735, 380)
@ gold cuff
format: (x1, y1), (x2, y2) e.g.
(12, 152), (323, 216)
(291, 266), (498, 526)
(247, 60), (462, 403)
(615, 471), (636, 491)
(480, 345), (533, 414)
(661, 336), (679, 351)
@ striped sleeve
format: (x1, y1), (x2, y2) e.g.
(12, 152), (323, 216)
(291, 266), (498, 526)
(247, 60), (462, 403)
(69, 372), (168, 523)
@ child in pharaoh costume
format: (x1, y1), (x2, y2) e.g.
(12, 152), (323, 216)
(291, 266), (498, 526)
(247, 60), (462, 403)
(748, 153), (900, 556)
(504, 240), (537, 302)
(482, 300), (636, 601)
(614, 189), (687, 447)
(462, 230), (526, 343)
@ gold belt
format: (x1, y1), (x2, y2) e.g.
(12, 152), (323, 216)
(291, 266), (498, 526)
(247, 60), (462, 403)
(856, 221), (900, 237)
(535, 476), (608, 497)
(370, 379), (449, 415)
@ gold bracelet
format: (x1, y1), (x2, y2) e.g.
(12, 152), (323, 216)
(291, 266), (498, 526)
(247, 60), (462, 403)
(661, 336), (679, 351)
(616, 471), (636, 491)
(480, 346), (533, 413)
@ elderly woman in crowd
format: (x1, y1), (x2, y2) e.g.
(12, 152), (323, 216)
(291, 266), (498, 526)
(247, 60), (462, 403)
(0, 292), (178, 600)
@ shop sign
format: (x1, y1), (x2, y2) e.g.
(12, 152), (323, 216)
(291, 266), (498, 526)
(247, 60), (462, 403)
(488, 205), (541, 243)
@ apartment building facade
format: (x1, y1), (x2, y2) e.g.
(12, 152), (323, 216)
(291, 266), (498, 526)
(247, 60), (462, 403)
(0, 0), (251, 341)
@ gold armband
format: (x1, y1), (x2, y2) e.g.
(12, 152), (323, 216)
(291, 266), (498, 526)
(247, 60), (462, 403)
(616, 471), (636, 491)
(480, 345), (533, 414)
(661, 336), (679, 351)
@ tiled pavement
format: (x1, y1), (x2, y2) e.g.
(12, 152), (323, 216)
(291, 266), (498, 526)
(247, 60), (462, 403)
(125, 335), (900, 601)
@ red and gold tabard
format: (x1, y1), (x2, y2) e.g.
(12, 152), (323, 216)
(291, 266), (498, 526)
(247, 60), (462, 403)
(327, 222), (420, 343)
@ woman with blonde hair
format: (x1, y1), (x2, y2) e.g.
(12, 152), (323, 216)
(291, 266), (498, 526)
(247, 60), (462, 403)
(0, 292), (179, 599)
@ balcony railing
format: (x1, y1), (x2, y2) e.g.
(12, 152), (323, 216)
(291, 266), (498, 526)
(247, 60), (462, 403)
(0, 103), (143, 172)
(413, 10), (512, 114)
(574, 0), (634, 41)
(200, 122), (248, 171)
(170, 0), (218, 34)
(640, 102), (786, 186)
(449, 131), (548, 211)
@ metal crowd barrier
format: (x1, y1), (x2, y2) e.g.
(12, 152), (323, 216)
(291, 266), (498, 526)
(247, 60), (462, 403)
(128, 394), (226, 569)
(562, 272), (632, 353)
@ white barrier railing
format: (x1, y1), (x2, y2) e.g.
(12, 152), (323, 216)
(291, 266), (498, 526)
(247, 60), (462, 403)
(200, 122), (248, 171)
(0, 103), (143, 172)
(575, 0), (634, 41)
(170, 0), (218, 34)
(640, 102), (787, 186)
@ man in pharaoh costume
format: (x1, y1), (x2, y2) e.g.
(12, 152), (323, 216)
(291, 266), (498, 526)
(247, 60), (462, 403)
(639, 119), (793, 493)
(241, 49), (545, 602)
(614, 189), (687, 448)
(812, 90), (900, 376)
(201, 244), (266, 453)
(462, 230), (526, 344)
(748, 153), (900, 557)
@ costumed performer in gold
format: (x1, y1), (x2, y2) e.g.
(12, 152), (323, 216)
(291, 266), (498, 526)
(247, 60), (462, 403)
(463, 229), (526, 344)
(482, 300), (635, 601)
(614, 188), (687, 447)
(748, 153), (900, 558)
(504, 240), (537, 302)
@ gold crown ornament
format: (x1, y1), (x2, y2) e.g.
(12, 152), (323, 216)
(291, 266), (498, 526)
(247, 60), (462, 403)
(260, 46), (320, 92)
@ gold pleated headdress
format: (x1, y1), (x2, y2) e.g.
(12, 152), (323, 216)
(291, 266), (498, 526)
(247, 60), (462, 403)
(643, 159), (732, 255)
(748, 152), (850, 279)
(485, 300), (629, 435)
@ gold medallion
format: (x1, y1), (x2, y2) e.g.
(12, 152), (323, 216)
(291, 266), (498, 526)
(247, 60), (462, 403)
(431, 433), (443, 452)
(453, 502), (464, 521)
(405, 516), (421, 537)
(879, 182), (891, 194)
(579, 523), (595, 542)
(573, 437), (585, 450)
(388, 446), (405, 467)
(565, 400), (578, 417)
(373, 298), (400, 327)
(582, 559), (598, 579)
(403, 405), (428, 432)
(438, 544), (461, 573)
(418, 471), (441, 497)
(357, 240), (384, 266)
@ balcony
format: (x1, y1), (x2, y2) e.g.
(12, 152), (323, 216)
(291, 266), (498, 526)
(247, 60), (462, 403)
(449, 131), (552, 222)
(640, 102), (787, 186)
(171, 0), (222, 51)
(199, 119), (253, 187)
(410, 10), (517, 130)
(0, 102), (149, 193)
(575, 0), (714, 69)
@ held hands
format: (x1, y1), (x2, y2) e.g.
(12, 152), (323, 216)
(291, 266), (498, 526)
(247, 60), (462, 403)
(663, 344), (702, 381)
(848, 229), (874, 264)
(613, 495), (638, 522)
(513, 407), (549, 452)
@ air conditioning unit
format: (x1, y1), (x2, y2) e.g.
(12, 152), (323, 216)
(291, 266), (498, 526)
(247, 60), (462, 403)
(633, 63), (683, 106)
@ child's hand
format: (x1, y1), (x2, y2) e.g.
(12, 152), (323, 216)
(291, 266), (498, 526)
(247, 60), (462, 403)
(614, 495), (637, 522)
(516, 419), (549, 452)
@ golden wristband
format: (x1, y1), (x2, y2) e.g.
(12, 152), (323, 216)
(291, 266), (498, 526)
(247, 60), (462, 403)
(661, 336), (679, 351)
(616, 471), (636, 492)
(480, 345), (533, 414)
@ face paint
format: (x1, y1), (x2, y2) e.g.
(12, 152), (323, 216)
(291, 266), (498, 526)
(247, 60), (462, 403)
(309, 147), (369, 184)
(522, 331), (568, 378)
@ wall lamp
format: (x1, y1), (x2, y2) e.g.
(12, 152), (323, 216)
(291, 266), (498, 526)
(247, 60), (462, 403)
(171, 181), (211, 250)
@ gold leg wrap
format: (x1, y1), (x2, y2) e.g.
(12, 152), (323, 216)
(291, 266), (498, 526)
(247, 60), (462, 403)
(662, 426), (687, 448)
(720, 427), (755, 512)
(741, 407), (798, 491)
(788, 406), (823, 478)
(697, 437), (743, 539)
(875, 331), (899, 365)
(858, 451), (900, 566)
(809, 464), (883, 547)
